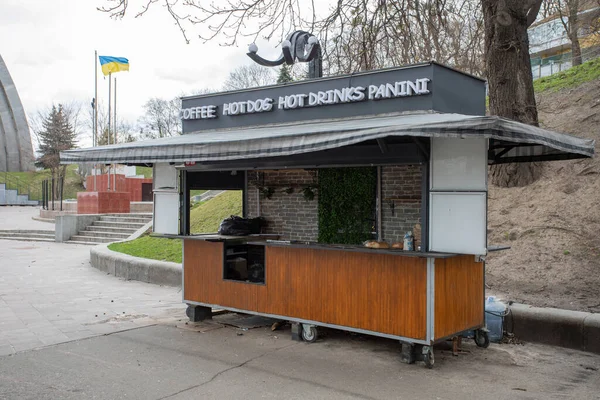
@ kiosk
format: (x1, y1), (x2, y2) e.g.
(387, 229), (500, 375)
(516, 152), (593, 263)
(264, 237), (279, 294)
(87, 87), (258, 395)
(61, 62), (594, 367)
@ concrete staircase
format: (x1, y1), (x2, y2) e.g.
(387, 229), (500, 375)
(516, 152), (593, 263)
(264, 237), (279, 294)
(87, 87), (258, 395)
(0, 230), (55, 243)
(0, 183), (38, 206)
(68, 214), (153, 245)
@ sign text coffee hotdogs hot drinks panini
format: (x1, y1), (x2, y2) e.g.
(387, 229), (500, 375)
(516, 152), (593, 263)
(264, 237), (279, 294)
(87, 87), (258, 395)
(180, 62), (486, 132)
(181, 78), (431, 120)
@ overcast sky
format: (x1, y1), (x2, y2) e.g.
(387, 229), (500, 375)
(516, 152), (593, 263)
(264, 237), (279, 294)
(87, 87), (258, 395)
(1, 0), (284, 146)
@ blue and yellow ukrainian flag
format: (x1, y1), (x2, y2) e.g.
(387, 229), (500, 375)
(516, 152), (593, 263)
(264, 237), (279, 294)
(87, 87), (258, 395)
(98, 56), (129, 76)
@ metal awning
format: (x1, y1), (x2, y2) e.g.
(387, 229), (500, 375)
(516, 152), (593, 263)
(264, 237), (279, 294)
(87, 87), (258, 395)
(61, 112), (594, 165)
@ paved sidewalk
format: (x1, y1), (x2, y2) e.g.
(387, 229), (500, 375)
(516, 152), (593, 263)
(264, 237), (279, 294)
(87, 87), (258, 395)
(1, 323), (599, 399)
(0, 206), (54, 230)
(0, 239), (184, 356)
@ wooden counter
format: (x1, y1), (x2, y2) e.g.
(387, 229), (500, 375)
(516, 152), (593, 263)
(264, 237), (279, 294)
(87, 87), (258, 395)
(183, 239), (484, 344)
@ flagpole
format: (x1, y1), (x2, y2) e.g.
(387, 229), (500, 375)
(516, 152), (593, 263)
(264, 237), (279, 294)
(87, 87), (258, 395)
(113, 76), (117, 192)
(107, 72), (112, 191)
(94, 50), (98, 191)
(114, 77), (117, 145)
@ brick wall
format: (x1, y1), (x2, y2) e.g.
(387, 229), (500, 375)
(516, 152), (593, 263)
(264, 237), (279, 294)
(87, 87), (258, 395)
(380, 165), (422, 244)
(77, 191), (131, 214)
(245, 166), (422, 244)
(85, 174), (153, 202)
(247, 170), (319, 241)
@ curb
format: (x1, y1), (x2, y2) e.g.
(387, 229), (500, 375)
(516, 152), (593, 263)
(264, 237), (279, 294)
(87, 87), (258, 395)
(507, 303), (600, 354)
(90, 243), (181, 287)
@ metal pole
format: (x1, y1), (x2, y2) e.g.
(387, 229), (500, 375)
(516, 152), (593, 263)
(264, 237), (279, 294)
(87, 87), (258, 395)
(108, 72), (112, 145)
(107, 72), (112, 191)
(114, 77), (117, 145)
(376, 166), (382, 241)
(308, 46), (323, 79)
(94, 50), (98, 191)
(113, 76), (117, 192)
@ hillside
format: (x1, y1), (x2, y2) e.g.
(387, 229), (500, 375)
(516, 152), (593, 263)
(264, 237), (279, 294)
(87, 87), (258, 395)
(486, 66), (600, 312)
(0, 164), (84, 201)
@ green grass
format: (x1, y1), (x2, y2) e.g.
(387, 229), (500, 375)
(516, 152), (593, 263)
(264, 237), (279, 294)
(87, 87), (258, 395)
(136, 166), (153, 178)
(190, 189), (207, 199)
(534, 58), (600, 93)
(108, 190), (243, 262)
(108, 235), (182, 263)
(190, 190), (242, 233)
(0, 164), (84, 200)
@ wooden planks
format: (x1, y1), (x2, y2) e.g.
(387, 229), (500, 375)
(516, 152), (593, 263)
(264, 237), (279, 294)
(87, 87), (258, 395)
(184, 240), (429, 340)
(434, 255), (484, 340)
(261, 246), (428, 340)
(183, 240), (265, 311)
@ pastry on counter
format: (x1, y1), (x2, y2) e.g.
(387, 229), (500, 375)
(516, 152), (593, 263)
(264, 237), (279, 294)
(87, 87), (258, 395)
(364, 240), (390, 249)
(391, 242), (404, 249)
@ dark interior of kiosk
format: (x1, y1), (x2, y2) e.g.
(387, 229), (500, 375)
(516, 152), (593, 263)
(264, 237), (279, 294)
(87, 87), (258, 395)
(181, 137), (430, 286)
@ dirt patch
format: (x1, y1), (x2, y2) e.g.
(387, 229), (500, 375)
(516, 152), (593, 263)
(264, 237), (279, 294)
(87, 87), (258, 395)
(486, 80), (600, 313)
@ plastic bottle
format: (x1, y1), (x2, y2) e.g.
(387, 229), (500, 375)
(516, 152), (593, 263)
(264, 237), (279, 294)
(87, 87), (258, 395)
(485, 296), (506, 342)
(403, 231), (414, 251)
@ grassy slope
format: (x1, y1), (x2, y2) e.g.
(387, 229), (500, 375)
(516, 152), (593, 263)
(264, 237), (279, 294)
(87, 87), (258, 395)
(108, 191), (243, 263)
(136, 166), (153, 178)
(533, 57), (600, 93)
(190, 191), (242, 233)
(0, 164), (84, 200)
(108, 236), (183, 263)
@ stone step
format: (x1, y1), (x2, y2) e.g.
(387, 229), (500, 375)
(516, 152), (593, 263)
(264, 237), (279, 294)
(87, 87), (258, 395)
(0, 236), (55, 243)
(93, 221), (147, 229)
(0, 230), (55, 235)
(66, 240), (103, 246)
(77, 230), (131, 239)
(70, 235), (117, 243)
(84, 225), (138, 233)
(99, 216), (152, 223)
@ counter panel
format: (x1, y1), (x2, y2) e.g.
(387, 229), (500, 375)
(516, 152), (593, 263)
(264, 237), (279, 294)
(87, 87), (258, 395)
(261, 246), (428, 340)
(434, 255), (484, 339)
(183, 240), (265, 311)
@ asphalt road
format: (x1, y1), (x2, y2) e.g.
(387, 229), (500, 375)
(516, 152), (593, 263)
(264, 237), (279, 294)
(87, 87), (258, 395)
(1, 321), (599, 400)
(1, 207), (599, 399)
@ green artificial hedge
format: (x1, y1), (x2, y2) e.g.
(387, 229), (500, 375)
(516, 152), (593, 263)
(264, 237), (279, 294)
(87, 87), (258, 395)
(318, 167), (377, 245)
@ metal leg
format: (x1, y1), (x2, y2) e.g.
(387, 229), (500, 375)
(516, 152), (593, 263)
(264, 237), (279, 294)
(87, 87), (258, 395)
(186, 304), (212, 322)
(452, 336), (462, 356)
(291, 322), (302, 341)
(400, 341), (416, 364)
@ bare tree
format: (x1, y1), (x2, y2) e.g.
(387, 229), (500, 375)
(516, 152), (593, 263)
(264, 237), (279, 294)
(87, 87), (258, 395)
(99, 0), (547, 187)
(222, 64), (277, 91)
(550, 0), (583, 65)
(138, 97), (182, 139)
(99, 0), (486, 77)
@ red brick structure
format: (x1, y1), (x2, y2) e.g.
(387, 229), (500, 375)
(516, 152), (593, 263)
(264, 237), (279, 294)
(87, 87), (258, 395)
(85, 174), (153, 202)
(77, 191), (131, 214)
(77, 174), (153, 214)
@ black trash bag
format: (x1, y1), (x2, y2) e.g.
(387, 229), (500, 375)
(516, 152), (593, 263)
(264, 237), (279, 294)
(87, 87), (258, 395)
(218, 215), (265, 236)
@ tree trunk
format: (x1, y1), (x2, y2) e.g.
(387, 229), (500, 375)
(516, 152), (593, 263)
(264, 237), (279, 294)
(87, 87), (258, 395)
(568, 0), (582, 66)
(570, 37), (583, 66)
(482, 0), (543, 188)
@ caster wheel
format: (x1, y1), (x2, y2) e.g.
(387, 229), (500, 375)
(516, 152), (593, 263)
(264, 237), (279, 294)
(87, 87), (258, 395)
(423, 347), (434, 369)
(474, 329), (490, 348)
(301, 324), (318, 343)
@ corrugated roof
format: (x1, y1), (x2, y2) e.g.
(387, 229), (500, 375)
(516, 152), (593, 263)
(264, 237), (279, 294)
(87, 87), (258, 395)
(60, 112), (594, 166)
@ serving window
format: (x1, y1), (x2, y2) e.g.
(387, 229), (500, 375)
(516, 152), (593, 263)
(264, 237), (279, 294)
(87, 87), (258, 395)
(223, 243), (266, 284)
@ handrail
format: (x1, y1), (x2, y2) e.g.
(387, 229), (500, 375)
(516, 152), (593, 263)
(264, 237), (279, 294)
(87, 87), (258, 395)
(1, 172), (43, 201)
